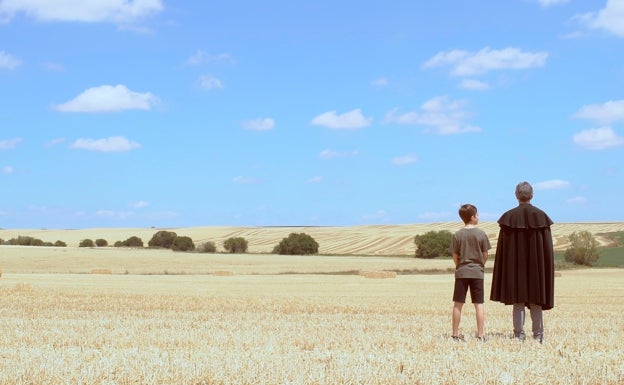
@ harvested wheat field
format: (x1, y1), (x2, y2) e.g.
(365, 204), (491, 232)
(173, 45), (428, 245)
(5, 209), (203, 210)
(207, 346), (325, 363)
(0, 267), (623, 384)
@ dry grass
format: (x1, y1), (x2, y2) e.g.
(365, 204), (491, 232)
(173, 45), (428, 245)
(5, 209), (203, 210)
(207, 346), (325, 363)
(2, 222), (623, 255)
(0, 269), (622, 384)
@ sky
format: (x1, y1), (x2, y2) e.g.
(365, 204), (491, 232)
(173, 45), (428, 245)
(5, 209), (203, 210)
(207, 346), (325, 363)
(1, 0), (623, 229)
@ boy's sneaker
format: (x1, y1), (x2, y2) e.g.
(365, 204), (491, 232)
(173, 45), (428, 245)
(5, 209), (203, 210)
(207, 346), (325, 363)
(451, 335), (465, 342)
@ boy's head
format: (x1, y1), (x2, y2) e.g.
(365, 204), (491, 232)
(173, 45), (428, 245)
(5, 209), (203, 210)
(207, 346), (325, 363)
(458, 204), (478, 225)
(515, 181), (534, 203)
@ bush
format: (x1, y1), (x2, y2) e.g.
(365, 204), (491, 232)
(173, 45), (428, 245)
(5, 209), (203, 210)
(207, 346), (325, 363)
(148, 230), (178, 249)
(199, 241), (217, 253)
(273, 233), (319, 255)
(95, 238), (108, 247)
(223, 237), (248, 253)
(79, 239), (95, 248)
(565, 230), (600, 266)
(414, 230), (453, 259)
(171, 236), (195, 252)
(115, 236), (144, 248)
(54, 240), (67, 247)
(6, 235), (45, 246)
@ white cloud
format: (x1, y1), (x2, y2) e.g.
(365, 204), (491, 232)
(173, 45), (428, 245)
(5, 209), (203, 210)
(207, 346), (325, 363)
(566, 196), (588, 204)
(187, 50), (232, 65)
(232, 176), (262, 184)
(573, 127), (624, 150)
(384, 96), (482, 135)
(572, 100), (624, 124)
(423, 46), (548, 76)
(198, 75), (223, 90)
(54, 84), (158, 112)
(70, 136), (141, 152)
(459, 79), (490, 90)
(392, 154), (418, 166)
(45, 138), (66, 147)
(130, 200), (149, 208)
(0, 51), (21, 69)
(371, 77), (389, 87)
(0, 0), (163, 24)
(42, 61), (66, 72)
(576, 0), (624, 37)
(2, 166), (14, 174)
(534, 179), (571, 190)
(0, 137), (22, 149)
(306, 176), (323, 183)
(536, 0), (569, 7)
(319, 149), (360, 159)
(311, 109), (372, 130)
(243, 118), (275, 131)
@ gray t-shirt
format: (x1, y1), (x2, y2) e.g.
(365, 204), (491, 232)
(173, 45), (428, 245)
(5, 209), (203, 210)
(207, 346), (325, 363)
(451, 227), (491, 279)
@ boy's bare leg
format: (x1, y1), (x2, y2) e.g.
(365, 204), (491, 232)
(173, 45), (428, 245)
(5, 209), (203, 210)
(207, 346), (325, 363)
(452, 302), (463, 337)
(474, 303), (485, 338)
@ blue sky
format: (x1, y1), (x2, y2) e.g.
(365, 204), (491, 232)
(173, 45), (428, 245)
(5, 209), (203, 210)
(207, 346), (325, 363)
(1, 0), (623, 229)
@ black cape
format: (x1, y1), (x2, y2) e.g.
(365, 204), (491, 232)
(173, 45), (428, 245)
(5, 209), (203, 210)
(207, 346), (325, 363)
(490, 204), (555, 310)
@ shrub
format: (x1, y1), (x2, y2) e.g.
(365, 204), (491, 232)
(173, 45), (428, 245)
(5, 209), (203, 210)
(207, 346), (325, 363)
(95, 238), (108, 247)
(273, 233), (319, 255)
(223, 237), (248, 253)
(199, 241), (217, 253)
(565, 230), (600, 266)
(115, 236), (144, 248)
(79, 239), (95, 248)
(54, 240), (67, 247)
(148, 230), (178, 249)
(414, 230), (453, 259)
(6, 235), (46, 246)
(171, 236), (195, 252)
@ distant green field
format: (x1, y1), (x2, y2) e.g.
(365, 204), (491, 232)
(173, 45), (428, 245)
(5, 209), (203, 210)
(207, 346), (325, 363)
(555, 231), (624, 268)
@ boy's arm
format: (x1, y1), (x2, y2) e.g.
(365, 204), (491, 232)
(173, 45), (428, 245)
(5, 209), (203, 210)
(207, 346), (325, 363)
(482, 251), (488, 264)
(453, 253), (460, 267)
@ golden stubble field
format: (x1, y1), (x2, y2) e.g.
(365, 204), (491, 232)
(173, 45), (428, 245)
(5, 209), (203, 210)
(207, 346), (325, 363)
(0, 223), (623, 384)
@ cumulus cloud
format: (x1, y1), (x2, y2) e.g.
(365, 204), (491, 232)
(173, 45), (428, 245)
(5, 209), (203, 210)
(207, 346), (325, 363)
(198, 75), (223, 90)
(392, 154), (418, 166)
(0, 0), (163, 24)
(566, 196), (588, 204)
(319, 149), (360, 159)
(54, 85), (158, 112)
(371, 77), (389, 87)
(576, 0), (624, 37)
(70, 136), (141, 152)
(311, 109), (372, 130)
(306, 176), (323, 183)
(242, 118), (275, 131)
(384, 96), (481, 135)
(534, 179), (571, 190)
(0, 137), (22, 149)
(423, 46), (548, 76)
(0, 51), (21, 69)
(187, 50), (232, 65)
(130, 200), (149, 208)
(573, 127), (624, 150)
(572, 100), (624, 124)
(2, 166), (14, 174)
(459, 79), (490, 90)
(536, 0), (569, 7)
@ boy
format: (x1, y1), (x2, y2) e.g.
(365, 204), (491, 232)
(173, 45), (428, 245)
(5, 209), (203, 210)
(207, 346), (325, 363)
(451, 204), (491, 341)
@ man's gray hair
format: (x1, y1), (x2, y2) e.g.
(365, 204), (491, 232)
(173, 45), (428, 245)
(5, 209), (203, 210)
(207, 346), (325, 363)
(515, 181), (533, 202)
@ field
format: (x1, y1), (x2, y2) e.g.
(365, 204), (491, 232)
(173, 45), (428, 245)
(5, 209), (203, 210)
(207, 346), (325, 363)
(0, 223), (623, 384)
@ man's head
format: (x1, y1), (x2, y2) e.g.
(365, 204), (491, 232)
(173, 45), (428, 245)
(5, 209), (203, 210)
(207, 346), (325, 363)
(515, 181), (534, 203)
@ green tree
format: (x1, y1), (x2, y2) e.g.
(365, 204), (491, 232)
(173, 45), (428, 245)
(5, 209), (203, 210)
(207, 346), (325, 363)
(223, 237), (248, 253)
(148, 230), (178, 249)
(565, 230), (600, 266)
(115, 236), (144, 248)
(79, 239), (95, 248)
(273, 233), (319, 255)
(414, 230), (453, 259)
(199, 241), (217, 253)
(95, 238), (108, 247)
(54, 240), (67, 247)
(171, 236), (195, 252)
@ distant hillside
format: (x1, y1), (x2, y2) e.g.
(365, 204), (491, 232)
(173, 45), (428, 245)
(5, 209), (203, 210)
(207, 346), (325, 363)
(2, 222), (623, 256)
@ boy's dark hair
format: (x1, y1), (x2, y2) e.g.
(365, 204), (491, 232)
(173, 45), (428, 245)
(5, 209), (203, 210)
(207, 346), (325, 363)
(458, 204), (477, 224)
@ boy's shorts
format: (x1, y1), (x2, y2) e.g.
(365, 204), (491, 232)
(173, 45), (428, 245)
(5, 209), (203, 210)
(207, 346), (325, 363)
(453, 278), (484, 304)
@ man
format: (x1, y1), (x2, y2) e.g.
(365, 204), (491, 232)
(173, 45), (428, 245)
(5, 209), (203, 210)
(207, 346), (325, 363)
(490, 181), (554, 343)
